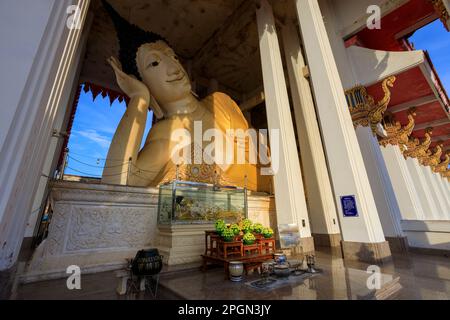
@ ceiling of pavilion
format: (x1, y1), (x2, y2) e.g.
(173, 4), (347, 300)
(80, 0), (296, 101)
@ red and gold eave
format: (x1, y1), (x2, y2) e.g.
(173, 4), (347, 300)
(348, 0), (450, 156)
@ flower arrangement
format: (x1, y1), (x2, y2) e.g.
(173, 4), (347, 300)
(221, 228), (235, 242)
(262, 227), (274, 239)
(240, 218), (253, 233)
(252, 223), (263, 234)
(215, 219), (226, 235)
(230, 223), (240, 236)
(243, 232), (256, 245)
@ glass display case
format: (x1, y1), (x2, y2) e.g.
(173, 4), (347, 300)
(157, 180), (247, 224)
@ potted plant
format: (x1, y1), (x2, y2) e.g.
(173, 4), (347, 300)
(240, 218), (253, 233)
(243, 232), (256, 245)
(215, 219), (226, 235)
(252, 223), (263, 234)
(230, 223), (240, 236)
(262, 227), (274, 239)
(221, 228), (235, 242)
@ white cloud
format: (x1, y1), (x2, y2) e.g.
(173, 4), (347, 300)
(73, 129), (111, 149)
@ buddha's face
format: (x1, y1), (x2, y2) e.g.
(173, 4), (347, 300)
(136, 41), (191, 106)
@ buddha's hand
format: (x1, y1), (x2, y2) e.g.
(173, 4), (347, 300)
(107, 56), (150, 105)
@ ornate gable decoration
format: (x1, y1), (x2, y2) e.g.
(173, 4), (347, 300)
(345, 76), (396, 136)
(430, 0), (450, 31)
(421, 144), (444, 167)
(378, 110), (415, 151)
(432, 153), (450, 174)
(403, 128), (433, 160)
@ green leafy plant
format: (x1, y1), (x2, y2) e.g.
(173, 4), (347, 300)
(243, 232), (256, 245)
(221, 228), (235, 242)
(240, 219), (253, 233)
(252, 223), (263, 234)
(215, 219), (226, 234)
(262, 227), (274, 239)
(230, 224), (240, 236)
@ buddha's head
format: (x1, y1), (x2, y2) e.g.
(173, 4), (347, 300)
(102, 0), (192, 108)
(136, 41), (191, 106)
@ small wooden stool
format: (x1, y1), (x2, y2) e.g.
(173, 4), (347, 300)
(258, 238), (276, 254)
(218, 241), (243, 258)
(243, 243), (261, 256)
(244, 262), (263, 275)
(205, 230), (219, 255)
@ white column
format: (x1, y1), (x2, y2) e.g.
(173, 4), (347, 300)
(295, 0), (389, 261)
(381, 145), (425, 220)
(434, 172), (450, 211)
(256, 0), (313, 250)
(296, 0), (385, 243)
(281, 22), (341, 245)
(356, 127), (404, 240)
(0, 0), (90, 274)
(405, 157), (440, 220)
(421, 166), (448, 219)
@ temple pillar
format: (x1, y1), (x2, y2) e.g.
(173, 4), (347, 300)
(421, 166), (448, 219)
(281, 22), (341, 248)
(0, 0), (91, 298)
(355, 127), (407, 252)
(405, 157), (440, 220)
(434, 172), (450, 212)
(256, 0), (313, 253)
(381, 145), (425, 220)
(295, 0), (390, 263)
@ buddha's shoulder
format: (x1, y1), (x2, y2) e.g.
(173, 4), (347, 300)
(202, 92), (248, 127)
(202, 92), (236, 106)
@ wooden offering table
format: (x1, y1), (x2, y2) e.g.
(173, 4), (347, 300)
(201, 253), (274, 279)
(201, 231), (276, 278)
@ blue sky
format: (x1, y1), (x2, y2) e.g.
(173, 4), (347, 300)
(409, 19), (450, 94)
(65, 86), (153, 177)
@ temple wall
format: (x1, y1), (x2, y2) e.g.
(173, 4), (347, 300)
(401, 220), (450, 253)
(22, 181), (276, 282)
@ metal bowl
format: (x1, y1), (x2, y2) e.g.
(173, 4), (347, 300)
(273, 264), (290, 278)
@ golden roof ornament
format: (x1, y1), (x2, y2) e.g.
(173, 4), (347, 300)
(441, 168), (450, 182)
(403, 127), (433, 160)
(433, 152), (450, 174)
(430, 0), (450, 31)
(421, 143), (443, 167)
(378, 109), (415, 151)
(345, 76), (396, 135)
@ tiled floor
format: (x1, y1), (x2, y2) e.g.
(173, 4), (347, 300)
(13, 249), (450, 300)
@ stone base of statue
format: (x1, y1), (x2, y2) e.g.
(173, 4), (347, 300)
(156, 223), (214, 265)
(21, 181), (160, 283)
(20, 181), (278, 282)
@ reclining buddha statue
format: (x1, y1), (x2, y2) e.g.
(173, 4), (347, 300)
(101, 1), (271, 192)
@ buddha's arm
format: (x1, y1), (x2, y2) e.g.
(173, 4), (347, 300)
(102, 56), (151, 185)
(129, 137), (172, 186)
(102, 97), (148, 183)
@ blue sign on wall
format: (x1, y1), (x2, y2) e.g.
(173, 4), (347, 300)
(340, 195), (358, 217)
